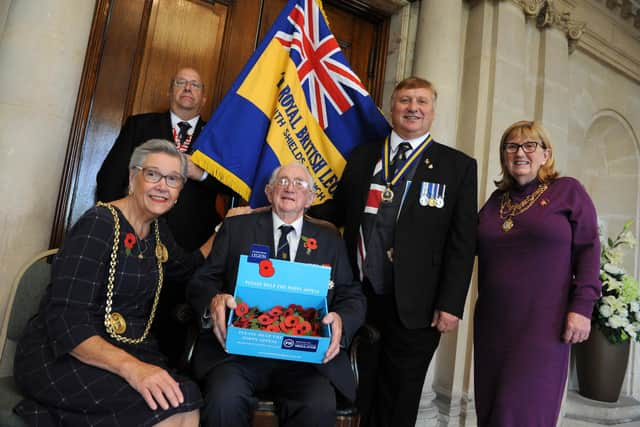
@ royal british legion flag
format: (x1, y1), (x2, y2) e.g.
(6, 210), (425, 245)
(192, 0), (390, 207)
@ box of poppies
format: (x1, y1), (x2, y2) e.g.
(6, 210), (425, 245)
(225, 254), (332, 364)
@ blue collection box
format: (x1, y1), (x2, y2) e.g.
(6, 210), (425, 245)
(226, 255), (332, 364)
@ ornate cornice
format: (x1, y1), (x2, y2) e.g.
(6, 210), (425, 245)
(510, 0), (586, 53)
(463, 0), (640, 82)
(536, 1), (586, 52)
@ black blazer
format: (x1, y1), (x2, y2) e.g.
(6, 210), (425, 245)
(187, 211), (366, 401)
(312, 138), (478, 329)
(96, 111), (226, 251)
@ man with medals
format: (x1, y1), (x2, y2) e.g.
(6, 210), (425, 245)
(311, 77), (478, 427)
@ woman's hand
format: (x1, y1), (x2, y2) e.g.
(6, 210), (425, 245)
(70, 335), (183, 411)
(563, 312), (591, 343)
(122, 359), (184, 410)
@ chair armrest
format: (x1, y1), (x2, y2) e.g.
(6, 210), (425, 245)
(348, 324), (380, 386)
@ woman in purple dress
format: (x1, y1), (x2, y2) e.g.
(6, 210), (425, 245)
(14, 140), (211, 426)
(474, 120), (601, 426)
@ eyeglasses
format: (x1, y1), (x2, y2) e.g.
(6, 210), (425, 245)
(173, 79), (204, 91)
(275, 177), (310, 190)
(134, 166), (186, 188)
(502, 141), (543, 154)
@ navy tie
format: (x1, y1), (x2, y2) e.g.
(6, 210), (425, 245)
(276, 225), (294, 260)
(392, 142), (412, 174)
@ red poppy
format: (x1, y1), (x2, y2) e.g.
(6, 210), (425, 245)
(259, 260), (275, 277)
(283, 315), (300, 328)
(265, 324), (281, 332)
(257, 314), (275, 325)
(279, 322), (291, 334)
(268, 306), (284, 317)
(304, 237), (318, 250)
(235, 302), (249, 317)
(296, 321), (312, 335)
(233, 318), (249, 328)
(124, 233), (136, 249)
(301, 308), (317, 320)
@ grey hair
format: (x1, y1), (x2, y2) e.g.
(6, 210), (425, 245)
(268, 161), (315, 192)
(128, 139), (187, 177)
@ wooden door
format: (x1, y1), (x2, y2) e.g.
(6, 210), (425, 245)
(50, 0), (391, 247)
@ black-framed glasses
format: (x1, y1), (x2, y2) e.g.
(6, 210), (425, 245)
(172, 78), (204, 91)
(275, 177), (310, 190)
(134, 166), (186, 188)
(502, 141), (543, 154)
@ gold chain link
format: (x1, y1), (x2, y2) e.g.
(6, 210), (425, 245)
(97, 202), (164, 344)
(499, 183), (549, 222)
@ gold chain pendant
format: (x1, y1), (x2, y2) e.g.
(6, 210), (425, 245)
(108, 312), (127, 334)
(502, 217), (514, 232)
(155, 242), (168, 263)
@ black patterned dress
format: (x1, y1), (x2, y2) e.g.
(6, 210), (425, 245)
(14, 205), (204, 426)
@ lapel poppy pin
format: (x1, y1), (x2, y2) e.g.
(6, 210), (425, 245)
(301, 236), (318, 255)
(124, 233), (136, 256)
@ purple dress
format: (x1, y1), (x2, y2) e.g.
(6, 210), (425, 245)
(474, 177), (600, 426)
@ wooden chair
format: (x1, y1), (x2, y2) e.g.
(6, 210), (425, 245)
(0, 249), (57, 427)
(179, 306), (379, 427)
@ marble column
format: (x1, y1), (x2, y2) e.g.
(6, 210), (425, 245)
(0, 0), (95, 368)
(411, 1), (470, 425)
(412, 0), (464, 150)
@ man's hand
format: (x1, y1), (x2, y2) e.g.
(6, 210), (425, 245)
(185, 154), (205, 181)
(210, 293), (236, 348)
(431, 310), (459, 333)
(563, 312), (591, 344)
(322, 312), (343, 364)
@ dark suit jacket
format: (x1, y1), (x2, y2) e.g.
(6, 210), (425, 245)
(96, 111), (227, 251)
(312, 138), (478, 329)
(187, 211), (366, 401)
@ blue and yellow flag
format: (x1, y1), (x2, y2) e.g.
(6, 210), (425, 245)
(192, 0), (390, 207)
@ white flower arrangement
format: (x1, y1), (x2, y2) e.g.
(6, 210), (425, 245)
(594, 221), (639, 344)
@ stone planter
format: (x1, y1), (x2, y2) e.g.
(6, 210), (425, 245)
(575, 326), (630, 402)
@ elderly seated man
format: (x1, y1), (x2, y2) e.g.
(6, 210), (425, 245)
(187, 162), (366, 427)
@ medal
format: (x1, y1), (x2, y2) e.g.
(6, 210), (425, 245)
(502, 218), (514, 232)
(108, 312), (127, 334)
(155, 242), (168, 263)
(381, 186), (394, 202)
(435, 184), (446, 208)
(428, 197), (436, 207)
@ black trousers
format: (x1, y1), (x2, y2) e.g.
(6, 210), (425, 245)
(357, 286), (441, 427)
(200, 356), (336, 427)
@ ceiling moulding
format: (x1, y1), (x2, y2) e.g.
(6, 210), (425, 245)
(579, 27), (640, 83)
(326, 0), (413, 18)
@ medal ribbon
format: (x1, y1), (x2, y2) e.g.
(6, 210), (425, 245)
(381, 134), (433, 187)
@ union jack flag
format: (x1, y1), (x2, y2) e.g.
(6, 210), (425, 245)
(192, 0), (390, 207)
(275, 0), (368, 129)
